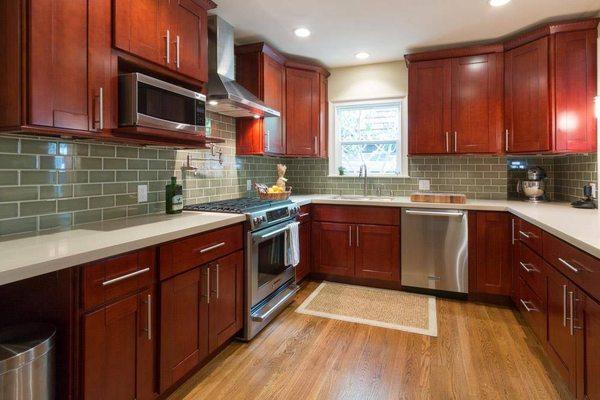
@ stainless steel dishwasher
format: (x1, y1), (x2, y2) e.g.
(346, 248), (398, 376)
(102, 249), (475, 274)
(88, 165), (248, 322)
(401, 208), (468, 294)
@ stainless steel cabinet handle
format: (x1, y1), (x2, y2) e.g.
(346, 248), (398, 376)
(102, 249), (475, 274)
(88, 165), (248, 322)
(563, 285), (567, 327)
(146, 294), (152, 340)
(265, 130), (270, 151)
(176, 35), (180, 69)
(454, 131), (458, 152)
(102, 267), (150, 286)
(405, 209), (464, 217)
(519, 230), (530, 239)
(520, 299), (538, 312)
(519, 262), (536, 273)
(215, 263), (220, 299)
(511, 219), (516, 245)
(445, 132), (449, 152)
(356, 226), (359, 247)
(94, 87), (104, 131)
(558, 258), (580, 273)
(569, 291), (575, 336)
(165, 30), (170, 64)
(206, 267), (210, 304)
(348, 225), (352, 247)
(314, 136), (318, 155)
(505, 129), (509, 152)
(198, 242), (226, 253)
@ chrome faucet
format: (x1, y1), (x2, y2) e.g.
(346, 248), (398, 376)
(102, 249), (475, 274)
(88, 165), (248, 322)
(358, 163), (368, 196)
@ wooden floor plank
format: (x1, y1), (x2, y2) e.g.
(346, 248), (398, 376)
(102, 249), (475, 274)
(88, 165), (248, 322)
(168, 280), (572, 400)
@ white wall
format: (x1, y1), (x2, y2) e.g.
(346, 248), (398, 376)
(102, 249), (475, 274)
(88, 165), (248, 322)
(328, 61), (408, 102)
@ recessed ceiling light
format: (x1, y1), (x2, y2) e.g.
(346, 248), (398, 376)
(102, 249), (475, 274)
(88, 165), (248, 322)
(208, 100), (219, 106)
(253, 114), (261, 119)
(355, 52), (370, 60)
(489, 0), (511, 6)
(294, 27), (311, 38)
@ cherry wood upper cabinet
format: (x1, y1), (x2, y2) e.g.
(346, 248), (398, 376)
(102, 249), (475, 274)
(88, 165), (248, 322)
(28, 0), (89, 131)
(114, 0), (167, 67)
(451, 54), (503, 153)
(114, 0), (214, 82)
(235, 43), (287, 155)
(471, 211), (512, 296)
(408, 59), (452, 155)
(285, 63), (329, 157)
(172, 0), (209, 82)
(505, 37), (551, 153)
(554, 29), (597, 153)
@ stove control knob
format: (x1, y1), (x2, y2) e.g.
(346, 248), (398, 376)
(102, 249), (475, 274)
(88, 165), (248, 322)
(253, 217), (262, 226)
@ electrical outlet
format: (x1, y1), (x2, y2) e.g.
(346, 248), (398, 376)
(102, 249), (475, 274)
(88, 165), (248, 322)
(246, 180), (252, 191)
(137, 184), (148, 203)
(418, 179), (431, 191)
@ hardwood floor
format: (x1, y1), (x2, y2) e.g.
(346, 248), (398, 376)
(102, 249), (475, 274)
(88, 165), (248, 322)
(167, 280), (572, 400)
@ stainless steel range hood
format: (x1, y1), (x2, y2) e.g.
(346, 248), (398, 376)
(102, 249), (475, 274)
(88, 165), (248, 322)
(206, 15), (280, 118)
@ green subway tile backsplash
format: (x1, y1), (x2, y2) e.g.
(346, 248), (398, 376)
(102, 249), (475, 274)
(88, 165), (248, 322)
(0, 110), (596, 236)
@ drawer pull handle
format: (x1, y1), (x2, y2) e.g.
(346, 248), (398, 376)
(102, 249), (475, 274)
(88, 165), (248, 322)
(520, 299), (538, 313)
(198, 242), (226, 254)
(102, 267), (150, 286)
(519, 262), (537, 273)
(558, 258), (580, 273)
(519, 230), (533, 239)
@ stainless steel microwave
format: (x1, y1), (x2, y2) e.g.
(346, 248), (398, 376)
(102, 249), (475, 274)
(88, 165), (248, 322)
(118, 73), (206, 134)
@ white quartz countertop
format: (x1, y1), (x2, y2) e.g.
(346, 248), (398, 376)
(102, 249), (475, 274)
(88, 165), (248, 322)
(290, 195), (600, 260)
(0, 212), (245, 286)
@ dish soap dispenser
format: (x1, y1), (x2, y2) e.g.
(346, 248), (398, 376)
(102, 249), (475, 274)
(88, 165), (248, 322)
(165, 177), (183, 214)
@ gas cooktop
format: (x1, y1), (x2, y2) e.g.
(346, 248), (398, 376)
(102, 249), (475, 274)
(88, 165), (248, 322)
(184, 197), (299, 231)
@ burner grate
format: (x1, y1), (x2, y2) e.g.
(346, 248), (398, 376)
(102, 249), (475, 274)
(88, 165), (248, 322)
(184, 197), (292, 214)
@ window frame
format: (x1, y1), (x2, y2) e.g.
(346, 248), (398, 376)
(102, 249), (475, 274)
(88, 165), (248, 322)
(328, 97), (408, 178)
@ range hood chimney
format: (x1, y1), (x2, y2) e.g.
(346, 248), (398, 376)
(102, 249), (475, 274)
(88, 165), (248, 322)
(206, 15), (280, 118)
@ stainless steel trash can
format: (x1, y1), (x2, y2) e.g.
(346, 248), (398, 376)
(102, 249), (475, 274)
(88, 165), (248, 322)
(0, 324), (56, 400)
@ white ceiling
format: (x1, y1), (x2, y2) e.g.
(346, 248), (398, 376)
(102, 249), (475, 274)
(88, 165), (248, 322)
(211, 0), (600, 68)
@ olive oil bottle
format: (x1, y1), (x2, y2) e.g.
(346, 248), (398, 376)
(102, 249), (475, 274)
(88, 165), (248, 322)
(165, 177), (183, 214)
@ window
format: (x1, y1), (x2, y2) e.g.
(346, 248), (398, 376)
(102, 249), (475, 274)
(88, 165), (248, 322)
(329, 98), (406, 177)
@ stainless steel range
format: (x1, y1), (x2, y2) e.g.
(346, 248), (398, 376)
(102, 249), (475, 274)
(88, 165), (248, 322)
(184, 197), (301, 340)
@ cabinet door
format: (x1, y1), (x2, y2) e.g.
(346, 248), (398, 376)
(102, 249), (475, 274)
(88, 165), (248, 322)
(510, 217), (519, 304)
(172, 0), (208, 82)
(209, 251), (243, 352)
(547, 267), (578, 392)
(580, 294), (600, 400)
(355, 225), (400, 281)
(474, 212), (512, 295)
(295, 222), (311, 282)
(451, 54), (503, 153)
(318, 73), (328, 158)
(408, 59), (452, 155)
(505, 37), (551, 153)
(114, 0), (168, 66)
(83, 290), (156, 400)
(28, 0), (88, 130)
(555, 29), (597, 153)
(160, 267), (208, 392)
(286, 68), (320, 156)
(312, 222), (354, 277)
(263, 54), (286, 154)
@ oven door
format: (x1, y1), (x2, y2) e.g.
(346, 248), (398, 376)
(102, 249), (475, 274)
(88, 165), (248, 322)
(250, 219), (296, 308)
(119, 73), (206, 134)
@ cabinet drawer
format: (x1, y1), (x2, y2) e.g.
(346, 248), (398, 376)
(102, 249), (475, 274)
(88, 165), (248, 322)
(543, 232), (600, 299)
(517, 219), (543, 255)
(517, 242), (547, 300)
(313, 205), (400, 225)
(83, 247), (156, 310)
(298, 205), (311, 224)
(517, 276), (547, 344)
(160, 224), (243, 280)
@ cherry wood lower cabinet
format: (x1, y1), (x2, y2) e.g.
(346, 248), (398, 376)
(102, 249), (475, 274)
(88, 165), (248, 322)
(580, 294), (600, 400)
(312, 206), (400, 282)
(83, 288), (157, 400)
(296, 221), (311, 282)
(160, 250), (243, 392)
(470, 211), (512, 296)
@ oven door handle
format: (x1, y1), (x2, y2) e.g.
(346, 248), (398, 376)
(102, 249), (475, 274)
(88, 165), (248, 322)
(255, 225), (290, 241)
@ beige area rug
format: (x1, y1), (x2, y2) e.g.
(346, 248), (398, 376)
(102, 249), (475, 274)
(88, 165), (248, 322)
(296, 281), (437, 337)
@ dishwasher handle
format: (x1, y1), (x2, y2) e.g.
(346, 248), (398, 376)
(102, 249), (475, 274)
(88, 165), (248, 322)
(405, 209), (465, 217)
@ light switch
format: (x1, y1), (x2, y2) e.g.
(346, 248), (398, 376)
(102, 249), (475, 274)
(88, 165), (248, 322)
(137, 184), (148, 203)
(418, 180), (431, 191)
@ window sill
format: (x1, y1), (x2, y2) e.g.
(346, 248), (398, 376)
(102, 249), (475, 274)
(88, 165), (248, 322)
(327, 174), (411, 179)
